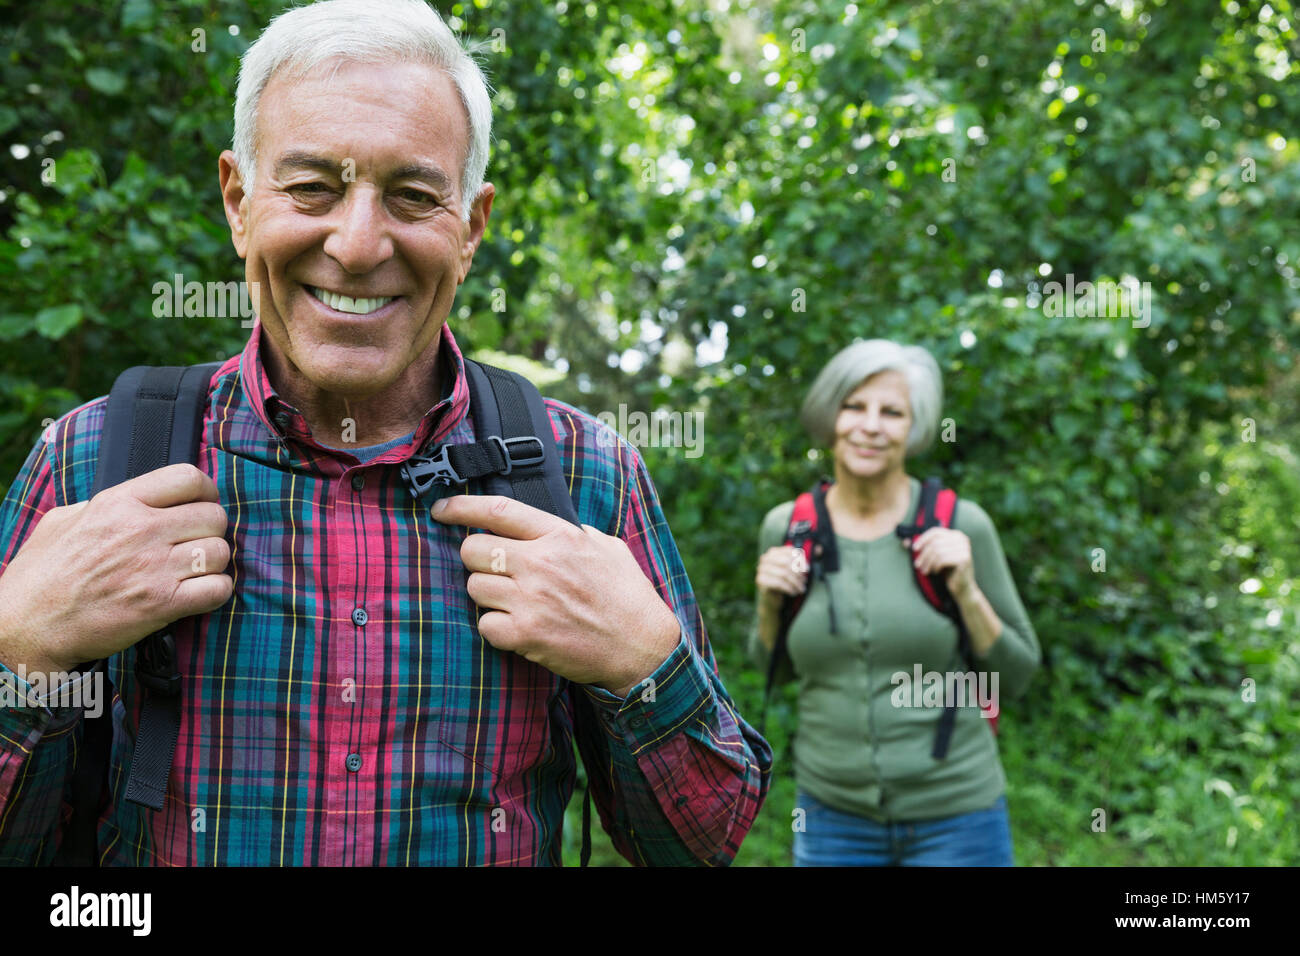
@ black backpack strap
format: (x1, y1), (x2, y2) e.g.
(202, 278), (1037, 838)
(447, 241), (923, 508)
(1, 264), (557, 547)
(462, 360), (580, 526)
(400, 360), (580, 527)
(895, 476), (971, 760)
(118, 366), (221, 811)
(461, 361), (592, 863)
(759, 480), (832, 735)
(808, 481), (839, 635)
(55, 363), (220, 864)
(402, 359), (598, 863)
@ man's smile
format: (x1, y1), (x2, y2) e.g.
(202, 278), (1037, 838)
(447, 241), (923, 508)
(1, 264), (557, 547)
(303, 283), (401, 316)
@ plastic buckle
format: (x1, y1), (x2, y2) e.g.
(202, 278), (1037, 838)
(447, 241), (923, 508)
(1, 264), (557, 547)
(490, 435), (545, 476)
(136, 632), (181, 696)
(401, 445), (465, 499)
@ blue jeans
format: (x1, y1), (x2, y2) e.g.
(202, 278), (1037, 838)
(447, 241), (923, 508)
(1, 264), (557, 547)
(793, 790), (1014, 866)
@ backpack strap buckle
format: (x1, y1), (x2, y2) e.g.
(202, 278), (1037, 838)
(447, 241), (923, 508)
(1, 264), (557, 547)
(489, 435), (544, 476)
(401, 445), (465, 498)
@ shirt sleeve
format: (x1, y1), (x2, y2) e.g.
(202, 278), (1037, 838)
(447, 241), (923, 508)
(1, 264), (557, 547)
(571, 432), (774, 867)
(958, 499), (1041, 700)
(0, 428), (86, 865)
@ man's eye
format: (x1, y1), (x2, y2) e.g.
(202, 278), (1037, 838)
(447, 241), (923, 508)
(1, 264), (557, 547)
(289, 182), (332, 196)
(396, 189), (438, 205)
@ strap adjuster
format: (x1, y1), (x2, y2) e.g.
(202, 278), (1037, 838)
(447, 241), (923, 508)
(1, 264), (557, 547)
(400, 435), (548, 500)
(489, 435), (544, 475)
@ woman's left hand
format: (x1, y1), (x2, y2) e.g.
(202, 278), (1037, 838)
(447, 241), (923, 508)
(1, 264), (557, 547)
(902, 527), (977, 600)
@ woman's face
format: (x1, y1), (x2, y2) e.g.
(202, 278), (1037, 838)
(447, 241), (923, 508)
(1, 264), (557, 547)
(831, 370), (913, 480)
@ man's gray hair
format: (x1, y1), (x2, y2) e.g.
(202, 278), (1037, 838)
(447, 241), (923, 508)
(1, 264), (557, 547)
(232, 0), (492, 222)
(799, 339), (944, 456)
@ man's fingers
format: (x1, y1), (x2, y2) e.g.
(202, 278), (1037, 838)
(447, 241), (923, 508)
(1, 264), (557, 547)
(170, 536), (232, 580)
(466, 569), (520, 611)
(117, 463), (221, 510)
(431, 494), (565, 540)
(475, 608), (520, 650)
(172, 571), (233, 618)
(158, 500), (229, 547)
(459, 532), (519, 574)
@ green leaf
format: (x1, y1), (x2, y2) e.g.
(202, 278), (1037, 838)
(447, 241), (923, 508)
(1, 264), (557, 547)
(1052, 412), (1085, 443)
(0, 314), (30, 341)
(121, 0), (154, 29)
(85, 68), (127, 95)
(34, 304), (83, 340)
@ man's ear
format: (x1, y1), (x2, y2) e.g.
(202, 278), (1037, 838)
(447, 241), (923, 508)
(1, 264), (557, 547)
(218, 149), (250, 259)
(458, 182), (495, 284)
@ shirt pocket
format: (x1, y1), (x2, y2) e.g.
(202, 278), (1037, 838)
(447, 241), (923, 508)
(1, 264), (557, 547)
(436, 625), (563, 784)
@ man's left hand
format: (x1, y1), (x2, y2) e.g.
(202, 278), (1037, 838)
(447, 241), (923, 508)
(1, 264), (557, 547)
(432, 494), (681, 698)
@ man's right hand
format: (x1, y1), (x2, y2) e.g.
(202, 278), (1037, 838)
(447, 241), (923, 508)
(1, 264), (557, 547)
(0, 463), (232, 677)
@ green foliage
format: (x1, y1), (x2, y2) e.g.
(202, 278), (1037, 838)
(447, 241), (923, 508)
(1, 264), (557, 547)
(3, 0), (1298, 865)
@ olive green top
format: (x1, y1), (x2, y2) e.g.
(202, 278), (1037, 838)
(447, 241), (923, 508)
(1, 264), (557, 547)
(748, 476), (1040, 822)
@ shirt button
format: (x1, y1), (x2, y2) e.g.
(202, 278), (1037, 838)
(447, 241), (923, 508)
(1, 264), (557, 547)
(351, 607), (368, 626)
(274, 411), (291, 432)
(345, 753), (362, 773)
(351, 474), (365, 492)
(628, 715), (646, 729)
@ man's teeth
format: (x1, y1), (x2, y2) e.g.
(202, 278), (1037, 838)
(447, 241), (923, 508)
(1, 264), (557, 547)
(309, 286), (395, 315)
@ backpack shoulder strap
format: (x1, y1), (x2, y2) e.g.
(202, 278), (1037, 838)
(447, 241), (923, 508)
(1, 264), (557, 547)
(462, 359), (580, 527)
(760, 479), (832, 733)
(404, 358), (593, 859)
(399, 359), (581, 528)
(897, 476), (953, 612)
(92, 364), (222, 494)
(57, 363), (221, 865)
(893, 475), (998, 757)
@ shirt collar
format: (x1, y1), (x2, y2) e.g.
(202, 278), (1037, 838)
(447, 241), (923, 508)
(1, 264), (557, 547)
(237, 316), (472, 458)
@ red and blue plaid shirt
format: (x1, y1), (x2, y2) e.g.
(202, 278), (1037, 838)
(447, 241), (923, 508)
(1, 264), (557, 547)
(0, 322), (772, 865)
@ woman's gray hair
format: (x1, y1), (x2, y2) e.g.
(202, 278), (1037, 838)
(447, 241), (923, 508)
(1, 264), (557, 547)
(799, 339), (945, 456)
(232, 0), (493, 222)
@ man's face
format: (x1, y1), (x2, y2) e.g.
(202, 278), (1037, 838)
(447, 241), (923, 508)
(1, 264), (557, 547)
(219, 58), (492, 400)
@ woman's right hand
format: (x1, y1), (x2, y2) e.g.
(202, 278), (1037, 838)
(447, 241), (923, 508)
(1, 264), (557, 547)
(756, 545), (810, 599)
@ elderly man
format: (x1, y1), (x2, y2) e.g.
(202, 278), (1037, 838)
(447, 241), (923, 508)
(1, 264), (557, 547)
(0, 0), (770, 866)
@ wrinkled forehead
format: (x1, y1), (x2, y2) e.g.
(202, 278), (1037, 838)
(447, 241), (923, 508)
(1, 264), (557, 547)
(255, 57), (468, 158)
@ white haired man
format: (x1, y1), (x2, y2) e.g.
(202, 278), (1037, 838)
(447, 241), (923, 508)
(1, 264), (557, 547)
(0, 0), (771, 866)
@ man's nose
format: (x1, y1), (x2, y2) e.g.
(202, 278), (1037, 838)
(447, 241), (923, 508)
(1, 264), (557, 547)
(323, 186), (395, 274)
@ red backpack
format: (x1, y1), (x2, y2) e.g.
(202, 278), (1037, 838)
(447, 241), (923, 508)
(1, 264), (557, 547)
(761, 476), (997, 759)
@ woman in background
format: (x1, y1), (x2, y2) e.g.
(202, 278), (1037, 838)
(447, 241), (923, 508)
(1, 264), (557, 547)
(750, 339), (1040, 866)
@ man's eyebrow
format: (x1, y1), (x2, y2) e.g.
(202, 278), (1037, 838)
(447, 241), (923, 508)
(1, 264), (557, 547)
(389, 163), (453, 192)
(273, 152), (453, 192)
(274, 151), (342, 177)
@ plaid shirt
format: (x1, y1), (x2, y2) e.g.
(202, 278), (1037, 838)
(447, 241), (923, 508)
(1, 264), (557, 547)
(0, 322), (772, 866)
